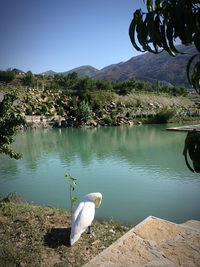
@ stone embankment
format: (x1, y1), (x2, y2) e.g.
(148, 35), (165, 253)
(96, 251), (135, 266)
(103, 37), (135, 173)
(24, 115), (135, 129)
(84, 216), (200, 267)
(25, 115), (60, 128)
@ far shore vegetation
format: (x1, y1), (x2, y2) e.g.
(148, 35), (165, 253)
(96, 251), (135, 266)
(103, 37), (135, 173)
(0, 69), (200, 128)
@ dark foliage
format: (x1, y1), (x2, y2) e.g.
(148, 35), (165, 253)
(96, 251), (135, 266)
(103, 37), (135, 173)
(129, 0), (200, 93)
(0, 92), (26, 159)
(153, 107), (176, 123)
(183, 130), (200, 173)
(0, 70), (16, 83)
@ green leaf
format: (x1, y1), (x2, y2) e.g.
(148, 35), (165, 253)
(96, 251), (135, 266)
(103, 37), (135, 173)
(160, 25), (175, 57)
(191, 61), (200, 90)
(166, 23), (181, 54)
(64, 173), (77, 181)
(129, 10), (144, 52)
(72, 197), (78, 203)
(193, 33), (200, 52)
(153, 15), (162, 47)
(147, 0), (153, 12)
(186, 54), (198, 84)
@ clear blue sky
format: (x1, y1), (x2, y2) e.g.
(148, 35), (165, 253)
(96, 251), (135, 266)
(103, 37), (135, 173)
(0, 0), (146, 73)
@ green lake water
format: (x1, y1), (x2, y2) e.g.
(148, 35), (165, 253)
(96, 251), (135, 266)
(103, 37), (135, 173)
(0, 124), (200, 225)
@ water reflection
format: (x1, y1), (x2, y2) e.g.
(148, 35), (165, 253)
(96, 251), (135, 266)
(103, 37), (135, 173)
(0, 156), (18, 178)
(12, 125), (189, 177)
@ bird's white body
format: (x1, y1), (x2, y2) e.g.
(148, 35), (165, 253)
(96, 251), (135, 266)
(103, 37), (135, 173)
(70, 192), (102, 246)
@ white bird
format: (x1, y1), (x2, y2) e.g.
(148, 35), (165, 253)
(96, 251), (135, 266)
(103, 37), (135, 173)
(70, 192), (102, 246)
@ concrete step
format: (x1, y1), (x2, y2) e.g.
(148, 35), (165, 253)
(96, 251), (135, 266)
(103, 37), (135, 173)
(84, 216), (200, 267)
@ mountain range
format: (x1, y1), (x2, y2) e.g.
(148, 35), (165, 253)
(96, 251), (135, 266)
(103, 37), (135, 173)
(42, 44), (197, 88)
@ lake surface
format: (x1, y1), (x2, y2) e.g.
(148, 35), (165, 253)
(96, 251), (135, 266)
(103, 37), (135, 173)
(0, 124), (200, 225)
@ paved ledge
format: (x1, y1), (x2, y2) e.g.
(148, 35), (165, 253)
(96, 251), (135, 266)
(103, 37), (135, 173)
(166, 124), (200, 132)
(84, 216), (200, 267)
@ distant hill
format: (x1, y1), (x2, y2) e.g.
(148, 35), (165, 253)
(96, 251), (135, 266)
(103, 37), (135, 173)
(41, 65), (99, 78)
(41, 44), (197, 88)
(92, 44), (197, 87)
(62, 65), (99, 78)
(41, 70), (57, 76)
(100, 62), (124, 72)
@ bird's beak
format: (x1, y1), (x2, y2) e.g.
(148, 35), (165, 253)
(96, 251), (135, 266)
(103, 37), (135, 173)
(95, 196), (102, 209)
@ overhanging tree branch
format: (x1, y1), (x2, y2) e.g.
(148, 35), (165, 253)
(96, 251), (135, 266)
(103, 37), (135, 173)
(129, 0), (200, 93)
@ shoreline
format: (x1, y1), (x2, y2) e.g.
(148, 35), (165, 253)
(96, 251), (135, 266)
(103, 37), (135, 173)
(22, 115), (200, 130)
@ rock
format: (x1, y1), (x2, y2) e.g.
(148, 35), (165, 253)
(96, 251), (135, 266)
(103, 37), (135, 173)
(61, 120), (68, 127)
(109, 229), (115, 234)
(149, 103), (154, 108)
(3, 194), (27, 204)
(128, 120), (133, 126)
(89, 120), (98, 127)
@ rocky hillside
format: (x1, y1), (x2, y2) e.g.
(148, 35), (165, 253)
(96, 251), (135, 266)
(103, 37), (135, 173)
(62, 65), (99, 78)
(41, 65), (99, 78)
(4, 87), (199, 128)
(92, 45), (197, 87)
(41, 44), (196, 88)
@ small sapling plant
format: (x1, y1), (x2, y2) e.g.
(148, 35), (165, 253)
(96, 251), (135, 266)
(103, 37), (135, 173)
(64, 173), (78, 218)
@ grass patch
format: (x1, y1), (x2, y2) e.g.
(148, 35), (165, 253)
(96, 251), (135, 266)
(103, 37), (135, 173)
(0, 201), (132, 266)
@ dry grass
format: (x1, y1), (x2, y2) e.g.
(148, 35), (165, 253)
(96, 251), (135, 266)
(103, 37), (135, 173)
(113, 93), (193, 108)
(0, 202), (131, 267)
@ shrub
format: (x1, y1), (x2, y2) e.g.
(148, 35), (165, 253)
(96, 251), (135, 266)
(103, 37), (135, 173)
(89, 91), (113, 111)
(41, 104), (48, 114)
(57, 107), (65, 116)
(135, 98), (141, 107)
(76, 100), (93, 122)
(25, 107), (33, 115)
(96, 109), (104, 118)
(103, 116), (113, 125)
(0, 70), (16, 83)
(22, 71), (35, 87)
(71, 96), (78, 109)
(154, 107), (176, 123)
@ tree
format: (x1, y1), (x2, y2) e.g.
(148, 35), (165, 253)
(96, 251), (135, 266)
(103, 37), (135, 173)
(129, 0), (200, 93)
(0, 70), (16, 83)
(76, 100), (93, 122)
(75, 77), (90, 100)
(12, 68), (24, 74)
(96, 80), (113, 91)
(22, 71), (35, 87)
(0, 92), (26, 159)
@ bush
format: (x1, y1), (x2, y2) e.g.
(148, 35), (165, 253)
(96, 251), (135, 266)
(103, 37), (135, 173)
(154, 107), (176, 123)
(102, 116), (113, 125)
(0, 70), (16, 83)
(41, 104), (48, 114)
(25, 107), (33, 115)
(22, 71), (35, 87)
(89, 91), (113, 111)
(57, 107), (65, 116)
(76, 100), (93, 122)
(71, 96), (78, 109)
(96, 109), (104, 118)
(135, 98), (141, 107)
